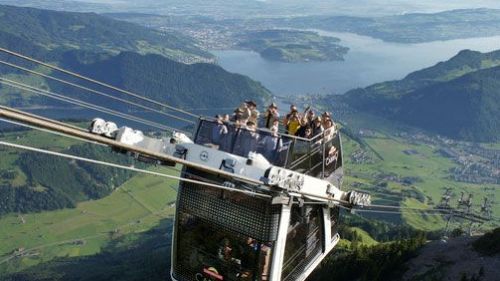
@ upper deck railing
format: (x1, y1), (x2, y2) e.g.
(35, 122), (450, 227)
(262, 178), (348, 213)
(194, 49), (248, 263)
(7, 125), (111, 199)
(193, 118), (343, 180)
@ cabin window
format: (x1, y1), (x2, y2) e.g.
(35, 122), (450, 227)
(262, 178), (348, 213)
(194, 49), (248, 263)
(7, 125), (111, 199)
(174, 212), (273, 281)
(281, 205), (323, 281)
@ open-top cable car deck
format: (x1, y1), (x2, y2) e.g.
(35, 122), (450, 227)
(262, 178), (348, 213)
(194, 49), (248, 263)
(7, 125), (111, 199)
(0, 106), (371, 281)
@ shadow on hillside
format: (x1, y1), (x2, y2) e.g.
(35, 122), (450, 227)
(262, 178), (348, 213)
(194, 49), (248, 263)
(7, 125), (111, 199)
(4, 219), (173, 281)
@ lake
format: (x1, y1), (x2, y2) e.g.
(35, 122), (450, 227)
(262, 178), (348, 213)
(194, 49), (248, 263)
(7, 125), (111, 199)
(212, 32), (500, 96)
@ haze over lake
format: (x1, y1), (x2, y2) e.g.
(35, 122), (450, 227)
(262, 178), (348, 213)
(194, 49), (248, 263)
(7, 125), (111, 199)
(213, 32), (500, 96)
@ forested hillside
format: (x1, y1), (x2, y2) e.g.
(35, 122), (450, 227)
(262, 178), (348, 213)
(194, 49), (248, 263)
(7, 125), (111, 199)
(53, 50), (272, 109)
(0, 142), (138, 215)
(341, 49), (500, 141)
(0, 4), (211, 62)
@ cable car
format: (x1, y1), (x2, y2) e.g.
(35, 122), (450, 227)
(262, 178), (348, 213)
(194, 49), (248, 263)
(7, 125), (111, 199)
(169, 118), (362, 281)
(89, 116), (370, 281)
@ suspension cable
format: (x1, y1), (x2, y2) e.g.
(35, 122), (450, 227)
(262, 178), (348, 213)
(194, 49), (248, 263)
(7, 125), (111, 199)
(0, 59), (196, 125)
(0, 47), (199, 118)
(0, 78), (189, 134)
(0, 117), (106, 146)
(0, 104), (85, 132)
(0, 140), (271, 199)
(0, 117), (257, 196)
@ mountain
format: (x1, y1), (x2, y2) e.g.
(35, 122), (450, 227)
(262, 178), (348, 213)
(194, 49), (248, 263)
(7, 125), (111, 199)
(0, 4), (272, 112)
(287, 9), (500, 43)
(397, 66), (500, 141)
(53, 50), (272, 111)
(0, 4), (212, 62)
(341, 49), (500, 141)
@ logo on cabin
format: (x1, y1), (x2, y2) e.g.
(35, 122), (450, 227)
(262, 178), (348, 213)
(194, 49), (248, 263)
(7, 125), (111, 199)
(325, 146), (338, 166)
(200, 151), (209, 162)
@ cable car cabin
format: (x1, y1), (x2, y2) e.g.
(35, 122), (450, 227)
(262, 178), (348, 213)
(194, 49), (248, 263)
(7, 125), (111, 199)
(171, 118), (344, 281)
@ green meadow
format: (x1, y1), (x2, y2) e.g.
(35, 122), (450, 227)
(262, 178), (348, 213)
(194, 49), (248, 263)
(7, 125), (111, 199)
(0, 166), (179, 274)
(342, 130), (499, 231)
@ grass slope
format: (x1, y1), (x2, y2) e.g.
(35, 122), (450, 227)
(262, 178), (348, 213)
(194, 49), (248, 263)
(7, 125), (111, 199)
(0, 166), (179, 275)
(341, 132), (499, 231)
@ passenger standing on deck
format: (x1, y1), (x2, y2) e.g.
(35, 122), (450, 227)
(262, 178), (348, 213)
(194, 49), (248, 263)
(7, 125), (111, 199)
(286, 112), (301, 136)
(231, 107), (244, 123)
(259, 125), (282, 163)
(233, 121), (259, 157)
(303, 126), (313, 139)
(270, 119), (280, 133)
(283, 105), (298, 132)
(246, 100), (260, 125)
(321, 112), (331, 126)
(306, 108), (315, 126)
(234, 102), (251, 124)
(262, 103), (280, 129)
(211, 115), (228, 147)
(323, 118), (336, 141)
(312, 116), (324, 137)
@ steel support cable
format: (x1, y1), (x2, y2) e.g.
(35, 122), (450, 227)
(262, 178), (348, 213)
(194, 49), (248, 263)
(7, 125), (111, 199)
(338, 205), (406, 215)
(0, 117), (224, 188)
(0, 117), (255, 197)
(1, 116), (222, 188)
(0, 117), (495, 221)
(2, 103), (491, 216)
(305, 197), (466, 214)
(0, 79), (175, 133)
(0, 117), (106, 146)
(0, 107), (263, 185)
(0, 78), (176, 132)
(0, 47), (199, 119)
(0, 104), (85, 132)
(0, 141), (271, 199)
(342, 206), (499, 222)
(0, 59), (196, 125)
(0, 78), (189, 134)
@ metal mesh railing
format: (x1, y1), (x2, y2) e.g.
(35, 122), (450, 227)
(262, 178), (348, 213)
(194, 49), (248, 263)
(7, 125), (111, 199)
(194, 118), (343, 179)
(178, 182), (281, 241)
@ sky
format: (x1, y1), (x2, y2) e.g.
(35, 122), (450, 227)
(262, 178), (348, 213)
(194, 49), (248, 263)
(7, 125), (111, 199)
(2, 0), (500, 17)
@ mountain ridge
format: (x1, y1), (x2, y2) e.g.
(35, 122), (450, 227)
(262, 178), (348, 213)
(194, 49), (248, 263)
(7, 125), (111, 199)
(340, 49), (500, 141)
(0, 4), (212, 62)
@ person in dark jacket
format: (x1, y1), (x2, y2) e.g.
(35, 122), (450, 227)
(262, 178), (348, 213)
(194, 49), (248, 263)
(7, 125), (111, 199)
(233, 121), (259, 157)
